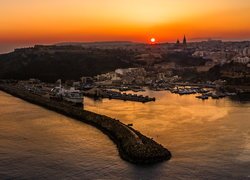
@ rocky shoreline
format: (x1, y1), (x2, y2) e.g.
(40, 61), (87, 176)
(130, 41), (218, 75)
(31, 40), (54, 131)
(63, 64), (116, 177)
(0, 83), (171, 164)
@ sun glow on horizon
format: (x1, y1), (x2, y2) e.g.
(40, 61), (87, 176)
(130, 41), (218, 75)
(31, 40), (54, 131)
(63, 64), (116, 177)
(150, 38), (156, 44)
(0, 0), (250, 53)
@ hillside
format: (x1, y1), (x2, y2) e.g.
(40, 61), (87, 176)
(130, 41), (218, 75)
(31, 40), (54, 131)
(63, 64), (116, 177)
(161, 52), (209, 67)
(0, 46), (134, 82)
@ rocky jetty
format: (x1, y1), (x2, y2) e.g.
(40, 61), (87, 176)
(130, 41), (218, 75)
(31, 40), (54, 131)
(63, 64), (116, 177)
(0, 83), (171, 164)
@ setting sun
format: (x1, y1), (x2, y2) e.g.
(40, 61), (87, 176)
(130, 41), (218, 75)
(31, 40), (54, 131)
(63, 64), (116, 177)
(150, 38), (156, 44)
(0, 0), (250, 53)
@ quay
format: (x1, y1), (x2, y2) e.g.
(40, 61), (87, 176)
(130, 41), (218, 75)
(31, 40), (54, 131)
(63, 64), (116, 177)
(0, 83), (171, 164)
(170, 82), (216, 88)
(83, 89), (156, 103)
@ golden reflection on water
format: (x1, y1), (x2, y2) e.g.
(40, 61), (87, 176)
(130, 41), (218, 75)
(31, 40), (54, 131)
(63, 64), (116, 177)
(0, 91), (119, 162)
(85, 90), (230, 130)
(85, 90), (250, 162)
(0, 90), (250, 179)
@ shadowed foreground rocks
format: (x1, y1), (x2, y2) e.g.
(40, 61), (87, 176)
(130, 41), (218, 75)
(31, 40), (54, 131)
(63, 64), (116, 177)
(0, 83), (171, 164)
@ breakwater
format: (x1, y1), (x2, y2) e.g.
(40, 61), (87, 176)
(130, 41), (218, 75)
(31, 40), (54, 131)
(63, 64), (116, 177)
(0, 84), (171, 164)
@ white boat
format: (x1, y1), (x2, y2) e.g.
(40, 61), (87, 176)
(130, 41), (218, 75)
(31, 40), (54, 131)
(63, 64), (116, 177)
(63, 88), (83, 104)
(225, 92), (237, 96)
(51, 86), (83, 105)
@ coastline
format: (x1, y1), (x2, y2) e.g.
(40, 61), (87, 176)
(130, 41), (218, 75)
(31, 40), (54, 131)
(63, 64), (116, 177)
(0, 83), (171, 164)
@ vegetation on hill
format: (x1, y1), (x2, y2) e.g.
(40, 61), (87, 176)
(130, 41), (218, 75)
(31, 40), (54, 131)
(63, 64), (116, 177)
(0, 48), (134, 82)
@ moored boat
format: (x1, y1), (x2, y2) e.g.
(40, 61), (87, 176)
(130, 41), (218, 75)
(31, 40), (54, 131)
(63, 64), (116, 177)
(50, 86), (83, 105)
(196, 94), (209, 100)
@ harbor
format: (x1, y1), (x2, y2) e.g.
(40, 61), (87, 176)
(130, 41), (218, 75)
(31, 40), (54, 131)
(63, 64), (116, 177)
(0, 83), (171, 164)
(1, 85), (249, 179)
(2, 78), (249, 105)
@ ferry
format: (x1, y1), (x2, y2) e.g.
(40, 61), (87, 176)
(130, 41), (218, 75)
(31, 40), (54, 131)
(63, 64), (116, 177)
(50, 86), (83, 105)
(63, 89), (84, 105)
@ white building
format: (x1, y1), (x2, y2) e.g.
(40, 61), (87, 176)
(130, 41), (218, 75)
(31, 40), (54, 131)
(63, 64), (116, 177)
(233, 56), (250, 64)
(115, 68), (146, 76)
(242, 47), (250, 57)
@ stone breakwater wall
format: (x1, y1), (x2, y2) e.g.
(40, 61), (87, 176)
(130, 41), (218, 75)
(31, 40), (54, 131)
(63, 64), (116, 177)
(0, 84), (171, 164)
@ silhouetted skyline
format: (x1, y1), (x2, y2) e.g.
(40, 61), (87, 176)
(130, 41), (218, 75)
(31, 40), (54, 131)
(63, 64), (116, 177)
(1, 0), (250, 53)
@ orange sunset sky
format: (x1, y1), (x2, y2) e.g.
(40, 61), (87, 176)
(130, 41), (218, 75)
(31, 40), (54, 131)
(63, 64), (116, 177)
(0, 0), (250, 53)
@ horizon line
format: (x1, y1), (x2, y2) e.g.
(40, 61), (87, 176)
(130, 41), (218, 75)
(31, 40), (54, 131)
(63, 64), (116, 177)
(1, 38), (250, 55)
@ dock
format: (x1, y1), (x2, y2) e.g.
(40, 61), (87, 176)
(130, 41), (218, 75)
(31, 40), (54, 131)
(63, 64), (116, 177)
(83, 89), (156, 103)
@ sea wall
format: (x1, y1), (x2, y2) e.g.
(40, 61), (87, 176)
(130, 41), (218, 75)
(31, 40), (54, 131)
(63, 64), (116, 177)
(0, 84), (171, 164)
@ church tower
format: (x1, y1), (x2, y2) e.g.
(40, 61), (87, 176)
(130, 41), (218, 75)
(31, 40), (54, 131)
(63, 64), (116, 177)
(183, 35), (187, 45)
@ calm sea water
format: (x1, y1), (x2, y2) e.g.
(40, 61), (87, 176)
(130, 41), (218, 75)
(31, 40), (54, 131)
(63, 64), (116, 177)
(0, 90), (249, 180)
